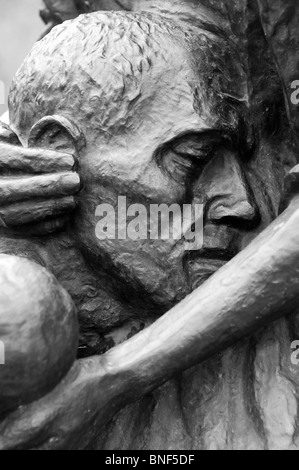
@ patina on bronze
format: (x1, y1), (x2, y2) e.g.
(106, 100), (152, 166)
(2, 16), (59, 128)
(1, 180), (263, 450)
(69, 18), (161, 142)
(0, 2), (299, 450)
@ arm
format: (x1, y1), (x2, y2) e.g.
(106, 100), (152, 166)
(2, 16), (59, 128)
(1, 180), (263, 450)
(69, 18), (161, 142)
(1, 122), (299, 449)
(2, 189), (299, 449)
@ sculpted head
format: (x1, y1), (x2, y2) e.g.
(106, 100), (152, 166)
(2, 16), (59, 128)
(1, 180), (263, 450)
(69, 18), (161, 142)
(9, 11), (260, 310)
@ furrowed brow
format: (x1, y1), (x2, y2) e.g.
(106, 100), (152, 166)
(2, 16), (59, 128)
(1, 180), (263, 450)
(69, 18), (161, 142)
(171, 130), (233, 153)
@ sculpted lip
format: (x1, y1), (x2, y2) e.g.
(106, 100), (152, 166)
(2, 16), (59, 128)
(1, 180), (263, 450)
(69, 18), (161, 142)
(184, 247), (239, 289)
(186, 247), (238, 264)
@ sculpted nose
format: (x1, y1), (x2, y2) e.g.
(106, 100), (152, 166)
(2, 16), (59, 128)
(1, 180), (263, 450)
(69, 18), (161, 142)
(203, 150), (260, 229)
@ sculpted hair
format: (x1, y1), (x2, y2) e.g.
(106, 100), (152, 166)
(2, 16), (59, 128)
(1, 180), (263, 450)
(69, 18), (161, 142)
(9, 10), (246, 144)
(9, 12), (180, 142)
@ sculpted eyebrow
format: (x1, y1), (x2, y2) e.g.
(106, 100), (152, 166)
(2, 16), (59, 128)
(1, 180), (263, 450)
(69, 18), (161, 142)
(154, 130), (236, 167)
(170, 130), (234, 157)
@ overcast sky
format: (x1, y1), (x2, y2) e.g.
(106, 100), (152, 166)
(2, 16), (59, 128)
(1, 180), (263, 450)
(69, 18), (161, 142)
(0, 0), (44, 115)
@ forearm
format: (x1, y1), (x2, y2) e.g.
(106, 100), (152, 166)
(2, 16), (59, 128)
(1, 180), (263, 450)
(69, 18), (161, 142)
(93, 194), (299, 407)
(36, 192), (299, 450)
(2, 191), (299, 450)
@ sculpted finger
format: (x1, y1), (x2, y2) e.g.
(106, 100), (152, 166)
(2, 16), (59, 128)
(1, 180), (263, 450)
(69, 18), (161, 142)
(0, 142), (76, 175)
(0, 123), (21, 146)
(0, 406), (55, 450)
(0, 172), (80, 205)
(1, 216), (73, 237)
(0, 413), (53, 450)
(0, 363), (84, 450)
(0, 196), (76, 227)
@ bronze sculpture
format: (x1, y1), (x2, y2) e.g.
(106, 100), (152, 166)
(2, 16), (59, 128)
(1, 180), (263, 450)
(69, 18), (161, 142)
(0, 1), (299, 450)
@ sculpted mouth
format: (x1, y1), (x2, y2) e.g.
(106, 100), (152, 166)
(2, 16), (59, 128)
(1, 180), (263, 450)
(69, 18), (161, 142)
(184, 248), (238, 290)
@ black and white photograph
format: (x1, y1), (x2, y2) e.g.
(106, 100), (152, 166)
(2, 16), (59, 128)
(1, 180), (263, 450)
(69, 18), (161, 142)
(0, 0), (299, 454)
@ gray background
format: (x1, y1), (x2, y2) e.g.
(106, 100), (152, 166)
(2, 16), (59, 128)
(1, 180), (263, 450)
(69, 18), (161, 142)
(0, 0), (44, 116)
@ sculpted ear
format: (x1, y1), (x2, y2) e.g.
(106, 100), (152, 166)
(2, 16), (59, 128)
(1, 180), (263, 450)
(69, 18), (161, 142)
(28, 115), (85, 155)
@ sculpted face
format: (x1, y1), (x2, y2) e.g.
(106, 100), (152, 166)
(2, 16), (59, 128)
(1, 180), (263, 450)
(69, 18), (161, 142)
(9, 12), (261, 312)
(73, 37), (260, 310)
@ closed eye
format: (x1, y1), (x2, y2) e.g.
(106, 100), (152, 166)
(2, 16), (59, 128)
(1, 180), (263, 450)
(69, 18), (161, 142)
(157, 130), (235, 185)
(161, 149), (206, 185)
